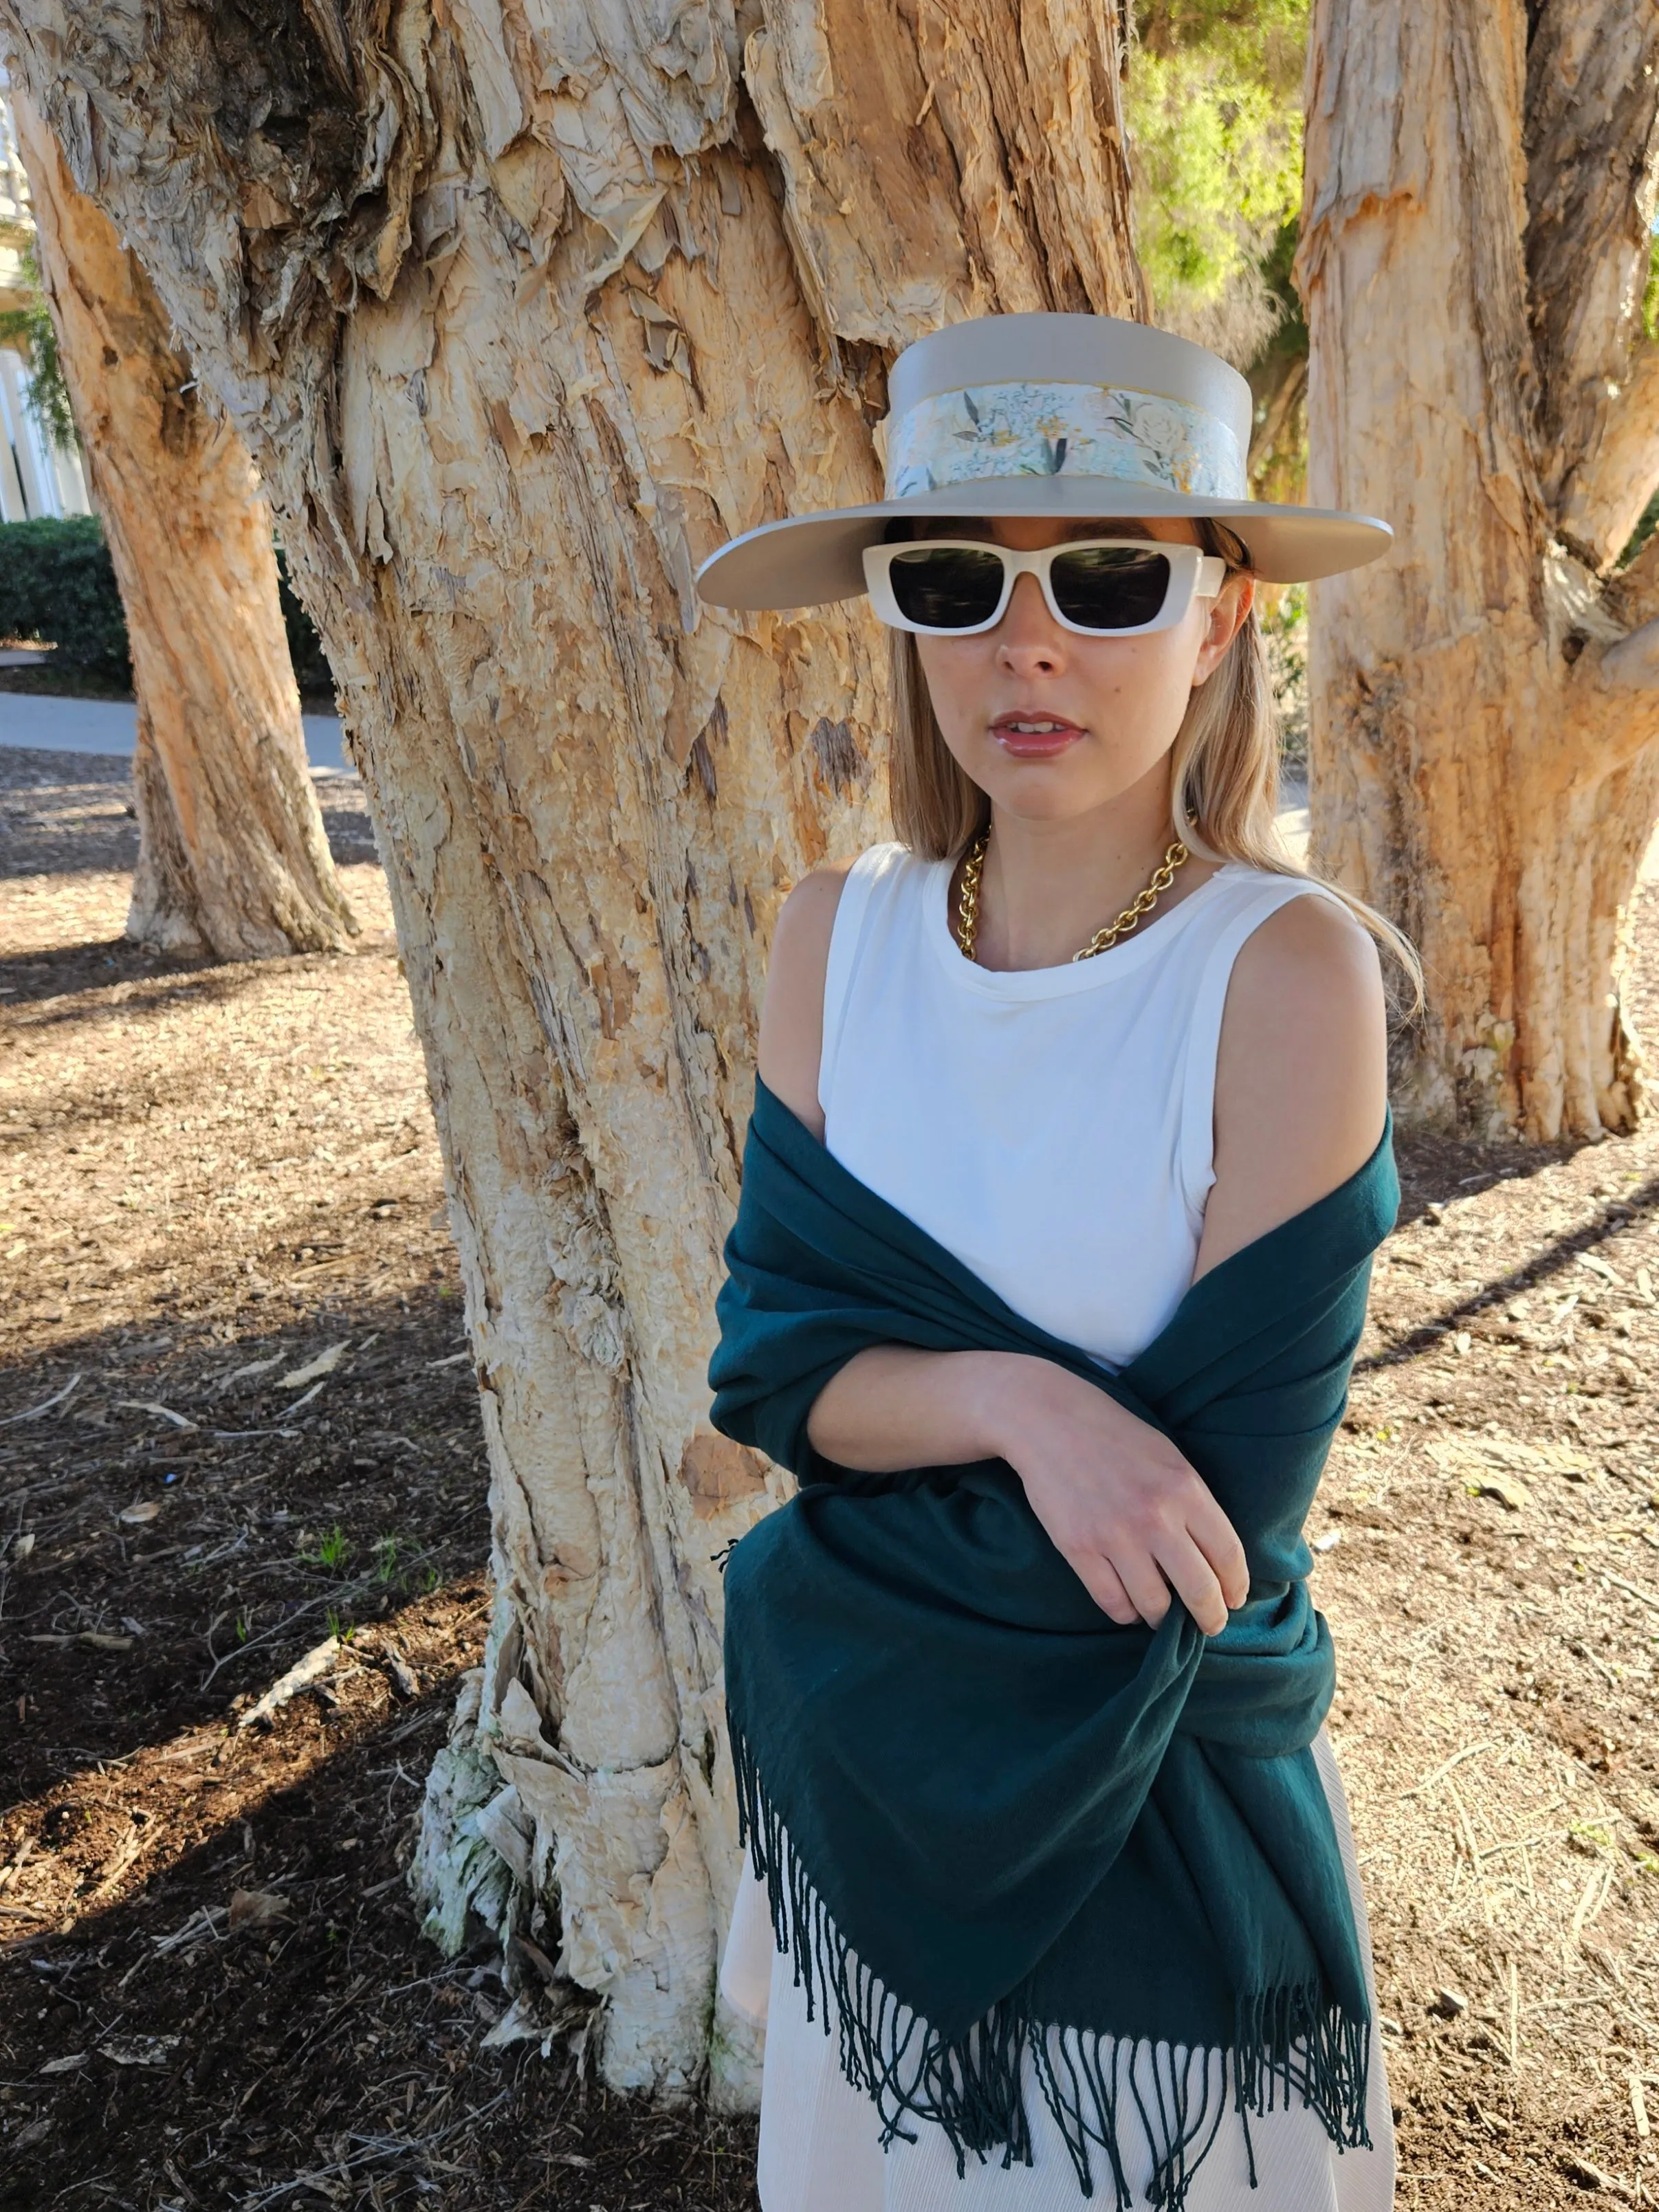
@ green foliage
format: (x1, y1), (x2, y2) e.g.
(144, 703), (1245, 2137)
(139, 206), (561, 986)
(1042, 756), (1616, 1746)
(0, 241), (78, 452)
(315, 1524), (351, 1573)
(0, 515), (131, 683)
(1621, 485), (1659, 569)
(275, 547), (334, 698)
(1244, 216), (1310, 500)
(1128, 0), (1308, 353)
(1260, 579), (1309, 768)
(1252, 215), (1308, 370)
(0, 512), (336, 699)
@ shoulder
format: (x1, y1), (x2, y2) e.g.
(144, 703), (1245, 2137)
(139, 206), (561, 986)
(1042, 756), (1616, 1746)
(1197, 881), (1387, 1274)
(765, 841), (916, 999)
(768, 860), (858, 971)
(1225, 879), (1385, 1032)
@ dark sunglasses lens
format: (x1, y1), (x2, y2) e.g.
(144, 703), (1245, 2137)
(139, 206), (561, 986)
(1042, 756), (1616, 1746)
(887, 546), (1007, 630)
(1050, 548), (1172, 630)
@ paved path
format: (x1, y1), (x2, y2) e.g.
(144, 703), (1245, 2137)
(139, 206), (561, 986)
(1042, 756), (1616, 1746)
(0, 690), (349, 772)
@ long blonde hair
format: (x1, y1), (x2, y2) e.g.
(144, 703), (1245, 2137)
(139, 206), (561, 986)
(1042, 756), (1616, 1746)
(886, 518), (1422, 1006)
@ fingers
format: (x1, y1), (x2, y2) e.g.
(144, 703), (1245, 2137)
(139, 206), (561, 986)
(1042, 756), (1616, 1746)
(1075, 1529), (1241, 1636)
(1150, 1531), (1228, 1638)
(1074, 1552), (1139, 1627)
(1110, 1544), (1177, 1632)
(1183, 1491), (1251, 1611)
(1007, 1378), (1251, 1634)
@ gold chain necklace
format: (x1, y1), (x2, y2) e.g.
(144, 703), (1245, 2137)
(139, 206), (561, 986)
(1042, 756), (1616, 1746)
(954, 828), (1191, 964)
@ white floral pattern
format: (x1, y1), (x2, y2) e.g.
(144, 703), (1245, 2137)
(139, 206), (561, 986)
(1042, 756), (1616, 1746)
(886, 380), (1244, 500)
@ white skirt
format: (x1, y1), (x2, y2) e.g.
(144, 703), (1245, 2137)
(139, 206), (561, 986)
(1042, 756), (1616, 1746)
(721, 1730), (1396, 2212)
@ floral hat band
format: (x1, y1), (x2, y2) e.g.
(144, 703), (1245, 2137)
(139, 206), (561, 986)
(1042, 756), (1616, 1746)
(694, 313), (1393, 608)
(886, 381), (1245, 503)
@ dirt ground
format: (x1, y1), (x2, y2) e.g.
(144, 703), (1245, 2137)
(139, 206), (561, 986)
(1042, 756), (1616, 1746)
(3, 746), (1659, 2210)
(0, 751), (755, 2211)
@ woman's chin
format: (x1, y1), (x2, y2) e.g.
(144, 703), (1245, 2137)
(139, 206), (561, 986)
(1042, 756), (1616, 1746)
(976, 762), (1136, 825)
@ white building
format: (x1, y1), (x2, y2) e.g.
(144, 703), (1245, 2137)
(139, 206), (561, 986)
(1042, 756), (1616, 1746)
(0, 74), (91, 524)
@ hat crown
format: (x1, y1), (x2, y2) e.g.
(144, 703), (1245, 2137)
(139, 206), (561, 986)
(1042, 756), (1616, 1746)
(890, 315), (1251, 442)
(883, 313), (1252, 507)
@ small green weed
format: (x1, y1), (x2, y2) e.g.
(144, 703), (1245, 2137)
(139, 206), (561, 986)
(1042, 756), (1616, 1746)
(316, 1525), (351, 1573)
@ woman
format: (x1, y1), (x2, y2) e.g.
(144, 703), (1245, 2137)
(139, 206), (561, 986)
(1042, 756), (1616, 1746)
(696, 313), (1414, 2212)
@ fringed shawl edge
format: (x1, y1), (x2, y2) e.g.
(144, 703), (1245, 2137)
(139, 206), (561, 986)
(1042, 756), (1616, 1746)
(734, 1723), (1372, 2211)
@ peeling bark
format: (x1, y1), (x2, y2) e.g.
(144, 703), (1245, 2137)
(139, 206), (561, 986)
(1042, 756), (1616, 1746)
(0, 0), (1143, 2099)
(11, 93), (354, 961)
(1299, 0), (1659, 1140)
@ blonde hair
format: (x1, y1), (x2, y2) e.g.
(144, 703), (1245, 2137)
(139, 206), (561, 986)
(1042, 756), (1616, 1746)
(886, 518), (1422, 1007)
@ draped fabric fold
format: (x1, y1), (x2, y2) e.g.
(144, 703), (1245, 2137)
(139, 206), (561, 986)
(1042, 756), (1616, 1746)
(710, 1079), (1397, 2208)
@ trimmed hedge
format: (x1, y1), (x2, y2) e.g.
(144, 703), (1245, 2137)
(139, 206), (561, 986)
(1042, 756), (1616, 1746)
(276, 550), (334, 696)
(0, 515), (131, 685)
(0, 513), (335, 698)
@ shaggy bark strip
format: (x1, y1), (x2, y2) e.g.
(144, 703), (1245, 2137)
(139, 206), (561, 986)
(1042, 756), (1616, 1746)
(10, 92), (355, 962)
(0, 0), (1144, 2099)
(1298, 0), (1659, 1142)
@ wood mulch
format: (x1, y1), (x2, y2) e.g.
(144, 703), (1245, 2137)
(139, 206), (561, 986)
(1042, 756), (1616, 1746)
(3, 739), (1659, 2207)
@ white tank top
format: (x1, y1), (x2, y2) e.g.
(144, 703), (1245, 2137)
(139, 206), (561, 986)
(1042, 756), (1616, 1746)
(818, 843), (1337, 1369)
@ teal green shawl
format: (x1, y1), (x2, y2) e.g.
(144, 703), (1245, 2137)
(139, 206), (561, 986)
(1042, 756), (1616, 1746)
(710, 1079), (1396, 2208)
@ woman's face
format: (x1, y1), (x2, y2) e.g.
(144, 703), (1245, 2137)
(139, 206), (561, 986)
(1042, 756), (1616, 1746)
(912, 515), (1254, 826)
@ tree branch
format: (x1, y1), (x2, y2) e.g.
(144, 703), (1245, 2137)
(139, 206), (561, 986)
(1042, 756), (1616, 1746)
(1557, 341), (1659, 571)
(1603, 524), (1659, 629)
(1572, 548), (1659, 767)
(1596, 619), (1659, 692)
(1524, 1), (1659, 547)
(1568, 538), (1659, 763)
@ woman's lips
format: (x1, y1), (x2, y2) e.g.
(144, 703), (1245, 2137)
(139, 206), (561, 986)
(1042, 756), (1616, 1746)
(989, 714), (1086, 760)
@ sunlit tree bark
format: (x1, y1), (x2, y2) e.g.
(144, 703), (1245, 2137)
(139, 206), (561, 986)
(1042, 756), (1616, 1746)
(0, 0), (1143, 2097)
(1299, 0), (1659, 1139)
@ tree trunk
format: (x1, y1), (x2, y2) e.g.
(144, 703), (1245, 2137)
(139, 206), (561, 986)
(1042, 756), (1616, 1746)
(1297, 0), (1659, 1140)
(10, 91), (355, 960)
(0, 0), (1144, 2101)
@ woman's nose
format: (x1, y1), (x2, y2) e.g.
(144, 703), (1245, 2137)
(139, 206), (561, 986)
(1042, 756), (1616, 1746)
(995, 571), (1068, 674)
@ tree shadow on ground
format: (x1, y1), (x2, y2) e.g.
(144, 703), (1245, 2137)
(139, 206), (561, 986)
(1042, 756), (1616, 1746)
(0, 1265), (761, 2210)
(1, 941), (275, 1015)
(0, 747), (137, 882)
(1391, 1122), (1589, 1230)
(1, 1281), (483, 1792)
(1358, 1163), (1659, 1375)
(0, 1602), (760, 2212)
(0, 744), (380, 887)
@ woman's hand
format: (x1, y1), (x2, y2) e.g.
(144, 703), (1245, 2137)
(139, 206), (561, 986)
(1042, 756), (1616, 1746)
(806, 1345), (1249, 1633)
(978, 1354), (1248, 1634)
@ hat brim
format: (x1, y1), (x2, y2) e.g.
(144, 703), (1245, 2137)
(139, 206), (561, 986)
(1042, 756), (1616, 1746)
(695, 475), (1391, 606)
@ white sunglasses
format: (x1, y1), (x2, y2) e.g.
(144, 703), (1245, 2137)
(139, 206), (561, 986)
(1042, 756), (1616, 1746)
(861, 538), (1227, 638)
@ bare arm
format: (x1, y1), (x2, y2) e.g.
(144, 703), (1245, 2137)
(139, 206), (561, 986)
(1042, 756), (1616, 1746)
(1196, 890), (1388, 1278)
(806, 1344), (1249, 1634)
(756, 864), (853, 1141)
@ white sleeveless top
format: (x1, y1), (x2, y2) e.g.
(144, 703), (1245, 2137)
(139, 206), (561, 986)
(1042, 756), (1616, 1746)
(819, 843), (1337, 1369)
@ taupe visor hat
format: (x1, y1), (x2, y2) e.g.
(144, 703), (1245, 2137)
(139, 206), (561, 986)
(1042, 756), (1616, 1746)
(695, 313), (1391, 608)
